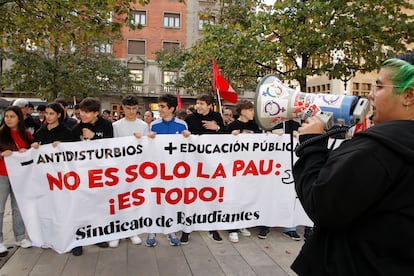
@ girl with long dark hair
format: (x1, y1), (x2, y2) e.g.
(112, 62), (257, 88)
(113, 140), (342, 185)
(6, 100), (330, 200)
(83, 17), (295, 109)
(0, 106), (33, 254)
(31, 102), (72, 147)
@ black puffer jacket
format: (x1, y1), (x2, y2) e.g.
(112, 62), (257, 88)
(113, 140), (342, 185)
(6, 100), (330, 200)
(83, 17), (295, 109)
(292, 120), (414, 275)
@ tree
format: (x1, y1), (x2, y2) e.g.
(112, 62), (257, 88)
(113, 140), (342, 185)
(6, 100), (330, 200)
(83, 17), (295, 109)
(1, 50), (132, 100)
(157, 0), (414, 92)
(157, 0), (264, 95)
(0, 0), (157, 100)
(258, 0), (414, 89)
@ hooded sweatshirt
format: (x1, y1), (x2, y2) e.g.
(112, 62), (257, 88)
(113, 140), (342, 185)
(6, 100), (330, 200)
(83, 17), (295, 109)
(185, 110), (224, 134)
(71, 116), (113, 141)
(292, 120), (414, 275)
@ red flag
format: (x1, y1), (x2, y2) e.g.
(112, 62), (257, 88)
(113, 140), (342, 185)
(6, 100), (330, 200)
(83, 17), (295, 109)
(177, 91), (183, 109)
(212, 59), (238, 103)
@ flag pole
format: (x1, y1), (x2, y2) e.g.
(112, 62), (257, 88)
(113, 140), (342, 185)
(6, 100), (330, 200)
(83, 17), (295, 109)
(216, 88), (223, 117)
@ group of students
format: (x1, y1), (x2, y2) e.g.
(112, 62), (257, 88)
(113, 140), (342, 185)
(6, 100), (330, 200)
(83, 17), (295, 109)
(0, 91), (305, 258)
(2, 56), (414, 273)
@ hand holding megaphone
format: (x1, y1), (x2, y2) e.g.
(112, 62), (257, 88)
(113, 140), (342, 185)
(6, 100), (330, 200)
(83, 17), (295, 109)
(254, 74), (370, 130)
(298, 116), (326, 135)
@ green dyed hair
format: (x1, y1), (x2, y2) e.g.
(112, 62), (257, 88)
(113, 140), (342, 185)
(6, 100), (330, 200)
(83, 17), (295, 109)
(381, 58), (414, 95)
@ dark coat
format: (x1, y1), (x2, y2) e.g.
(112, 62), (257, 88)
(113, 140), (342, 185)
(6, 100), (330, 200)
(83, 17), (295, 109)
(292, 120), (414, 275)
(33, 123), (73, 144)
(225, 119), (261, 134)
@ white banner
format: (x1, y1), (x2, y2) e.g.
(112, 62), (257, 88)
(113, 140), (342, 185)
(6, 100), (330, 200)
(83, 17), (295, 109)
(6, 134), (313, 253)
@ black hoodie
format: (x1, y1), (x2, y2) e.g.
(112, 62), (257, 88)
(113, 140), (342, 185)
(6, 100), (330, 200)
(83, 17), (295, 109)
(71, 116), (113, 141)
(185, 110), (224, 134)
(292, 120), (414, 275)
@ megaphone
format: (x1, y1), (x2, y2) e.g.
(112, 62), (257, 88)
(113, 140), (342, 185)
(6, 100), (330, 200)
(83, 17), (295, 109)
(254, 74), (370, 130)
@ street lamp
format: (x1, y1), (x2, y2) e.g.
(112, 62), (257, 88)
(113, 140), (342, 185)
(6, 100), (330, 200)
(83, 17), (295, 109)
(331, 49), (352, 95)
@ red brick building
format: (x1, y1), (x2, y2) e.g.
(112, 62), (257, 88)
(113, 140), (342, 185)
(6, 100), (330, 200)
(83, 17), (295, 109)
(107, 1), (193, 119)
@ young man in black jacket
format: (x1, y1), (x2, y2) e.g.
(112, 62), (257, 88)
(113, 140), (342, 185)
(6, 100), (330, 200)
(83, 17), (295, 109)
(70, 97), (113, 256)
(182, 94), (224, 244)
(72, 97), (113, 141)
(185, 94), (225, 134)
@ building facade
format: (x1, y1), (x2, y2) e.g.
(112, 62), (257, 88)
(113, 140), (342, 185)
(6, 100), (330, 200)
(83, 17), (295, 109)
(105, 0), (253, 119)
(105, 0), (227, 119)
(1, 1), (413, 118)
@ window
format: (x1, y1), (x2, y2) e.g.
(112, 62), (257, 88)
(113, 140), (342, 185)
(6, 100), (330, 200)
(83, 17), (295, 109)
(162, 42), (180, 54)
(132, 11), (146, 26)
(111, 104), (122, 120)
(163, 71), (178, 84)
(361, 82), (371, 91)
(107, 12), (113, 23)
(199, 17), (214, 30)
(25, 39), (37, 51)
(129, 69), (144, 92)
(163, 13), (180, 28)
(163, 71), (178, 92)
(94, 44), (112, 54)
(128, 40), (145, 55)
(129, 69), (143, 83)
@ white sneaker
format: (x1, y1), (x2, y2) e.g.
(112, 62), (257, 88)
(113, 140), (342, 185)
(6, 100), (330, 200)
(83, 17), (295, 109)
(15, 239), (32, 248)
(229, 232), (239, 243)
(109, 239), (120, 248)
(0, 243), (8, 253)
(239, 228), (251, 237)
(130, 235), (142, 245)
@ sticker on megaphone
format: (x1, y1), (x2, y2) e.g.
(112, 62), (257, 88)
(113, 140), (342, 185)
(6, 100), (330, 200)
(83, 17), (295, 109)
(301, 104), (334, 129)
(301, 104), (321, 120)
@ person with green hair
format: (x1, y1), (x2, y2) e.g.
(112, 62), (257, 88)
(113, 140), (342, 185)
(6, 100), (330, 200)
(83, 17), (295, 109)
(291, 58), (414, 275)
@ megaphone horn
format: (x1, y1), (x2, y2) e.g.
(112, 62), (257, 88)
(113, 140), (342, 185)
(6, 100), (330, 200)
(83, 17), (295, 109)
(254, 74), (369, 130)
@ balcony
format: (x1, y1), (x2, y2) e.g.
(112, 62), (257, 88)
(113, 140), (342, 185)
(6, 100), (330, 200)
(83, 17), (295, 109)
(163, 84), (177, 93)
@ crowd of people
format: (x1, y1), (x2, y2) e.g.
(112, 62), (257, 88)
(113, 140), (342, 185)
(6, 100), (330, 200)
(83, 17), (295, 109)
(0, 92), (305, 257)
(1, 56), (413, 274)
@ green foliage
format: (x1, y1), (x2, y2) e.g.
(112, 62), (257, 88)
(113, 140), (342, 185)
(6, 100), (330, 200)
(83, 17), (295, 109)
(0, 0), (187, 99)
(1, 50), (132, 101)
(261, 0), (414, 88)
(0, 0), (157, 99)
(0, 1), (133, 52)
(156, 0), (414, 92)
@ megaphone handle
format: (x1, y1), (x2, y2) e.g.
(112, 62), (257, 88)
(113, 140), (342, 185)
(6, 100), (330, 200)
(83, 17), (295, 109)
(295, 125), (350, 156)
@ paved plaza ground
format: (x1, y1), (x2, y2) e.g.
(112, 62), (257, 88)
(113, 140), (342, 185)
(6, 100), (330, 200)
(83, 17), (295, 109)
(0, 199), (303, 276)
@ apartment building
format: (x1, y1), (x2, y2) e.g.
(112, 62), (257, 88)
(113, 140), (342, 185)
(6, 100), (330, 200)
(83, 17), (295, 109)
(106, 0), (225, 119)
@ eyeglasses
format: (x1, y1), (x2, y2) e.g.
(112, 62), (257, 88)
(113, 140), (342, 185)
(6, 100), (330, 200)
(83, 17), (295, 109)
(372, 81), (401, 95)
